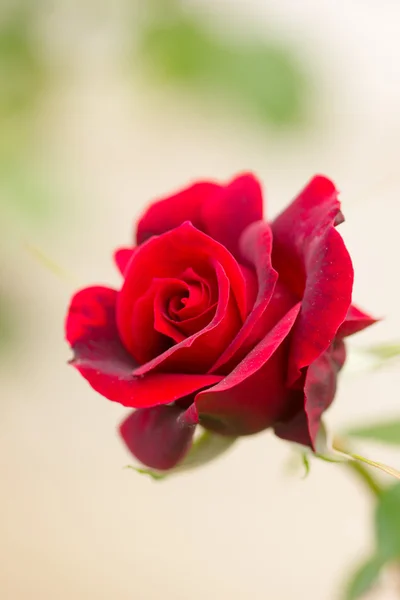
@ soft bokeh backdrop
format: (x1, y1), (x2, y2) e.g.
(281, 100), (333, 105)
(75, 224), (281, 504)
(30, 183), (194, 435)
(1, 1), (400, 599)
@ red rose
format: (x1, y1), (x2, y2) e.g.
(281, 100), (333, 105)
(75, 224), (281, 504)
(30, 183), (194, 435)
(66, 174), (375, 470)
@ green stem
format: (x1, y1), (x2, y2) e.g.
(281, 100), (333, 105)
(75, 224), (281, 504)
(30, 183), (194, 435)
(333, 437), (385, 499)
(344, 457), (384, 499)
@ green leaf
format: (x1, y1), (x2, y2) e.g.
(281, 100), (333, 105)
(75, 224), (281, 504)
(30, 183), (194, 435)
(126, 429), (237, 480)
(344, 484), (400, 599)
(138, 8), (309, 127)
(345, 420), (400, 447)
(375, 482), (400, 561)
(365, 343), (400, 361)
(0, 157), (53, 224)
(0, 294), (16, 352)
(0, 3), (47, 120)
(345, 556), (383, 600)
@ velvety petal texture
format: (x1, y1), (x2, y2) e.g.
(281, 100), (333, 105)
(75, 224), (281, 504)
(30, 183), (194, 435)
(274, 339), (346, 448)
(338, 304), (378, 338)
(136, 173), (263, 259)
(66, 286), (222, 408)
(191, 303), (301, 435)
(65, 172), (376, 470)
(117, 222), (247, 373)
(272, 176), (354, 385)
(120, 405), (195, 470)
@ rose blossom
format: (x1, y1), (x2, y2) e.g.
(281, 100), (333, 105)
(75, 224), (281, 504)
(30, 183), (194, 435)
(66, 174), (375, 470)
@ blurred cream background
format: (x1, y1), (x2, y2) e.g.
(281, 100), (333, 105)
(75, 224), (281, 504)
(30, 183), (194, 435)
(1, 1), (400, 599)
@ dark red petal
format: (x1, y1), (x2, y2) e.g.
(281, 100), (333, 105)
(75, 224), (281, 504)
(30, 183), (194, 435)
(275, 339), (346, 448)
(290, 228), (353, 384)
(337, 304), (378, 338)
(66, 286), (222, 407)
(119, 405), (196, 470)
(136, 174), (263, 258)
(66, 285), (127, 351)
(272, 176), (353, 385)
(193, 303), (301, 436)
(274, 402), (313, 448)
(117, 222), (247, 359)
(211, 220), (278, 373)
(132, 260), (242, 375)
(114, 248), (136, 275)
(304, 338), (346, 446)
(272, 176), (341, 295)
(136, 182), (221, 245)
(201, 173), (263, 258)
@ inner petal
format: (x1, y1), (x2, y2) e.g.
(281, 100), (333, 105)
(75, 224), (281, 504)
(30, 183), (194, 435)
(173, 302), (217, 338)
(133, 259), (242, 376)
(155, 271), (216, 340)
(153, 279), (191, 344)
(117, 222), (248, 360)
(168, 267), (214, 321)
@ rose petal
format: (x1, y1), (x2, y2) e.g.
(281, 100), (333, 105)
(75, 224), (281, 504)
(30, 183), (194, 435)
(189, 303), (301, 436)
(137, 182), (221, 244)
(132, 260), (242, 375)
(201, 173), (263, 258)
(171, 304), (217, 338)
(304, 338), (346, 446)
(271, 175), (353, 384)
(274, 339), (346, 448)
(153, 280), (189, 344)
(114, 248), (136, 275)
(168, 268), (212, 321)
(131, 278), (190, 363)
(211, 220), (279, 373)
(120, 405), (195, 470)
(66, 286), (222, 407)
(337, 304), (377, 338)
(272, 176), (341, 294)
(118, 222), (246, 369)
(136, 174), (263, 259)
(273, 402), (312, 448)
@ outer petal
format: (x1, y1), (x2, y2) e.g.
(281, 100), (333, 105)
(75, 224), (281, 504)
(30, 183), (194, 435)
(114, 248), (136, 275)
(66, 286), (222, 407)
(136, 174), (263, 259)
(337, 304), (377, 338)
(201, 174), (263, 258)
(120, 405), (195, 470)
(188, 303), (301, 436)
(304, 338), (346, 445)
(137, 182), (221, 245)
(274, 339), (346, 448)
(272, 176), (353, 385)
(273, 404), (313, 448)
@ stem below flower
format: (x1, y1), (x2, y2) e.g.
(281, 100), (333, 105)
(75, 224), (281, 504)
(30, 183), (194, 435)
(332, 437), (384, 499)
